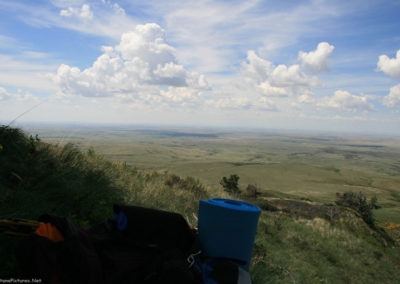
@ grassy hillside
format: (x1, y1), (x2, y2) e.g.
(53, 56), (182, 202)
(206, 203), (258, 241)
(33, 124), (400, 226)
(0, 126), (210, 277)
(1, 126), (399, 283)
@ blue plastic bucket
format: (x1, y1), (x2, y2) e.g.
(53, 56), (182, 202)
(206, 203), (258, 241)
(198, 198), (261, 270)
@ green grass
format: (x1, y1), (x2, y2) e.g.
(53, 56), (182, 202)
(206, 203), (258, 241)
(2, 125), (400, 283)
(252, 212), (400, 283)
(34, 124), (400, 221)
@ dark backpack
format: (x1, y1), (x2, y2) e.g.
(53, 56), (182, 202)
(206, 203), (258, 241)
(16, 214), (103, 284)
(88, 204), (201, 284)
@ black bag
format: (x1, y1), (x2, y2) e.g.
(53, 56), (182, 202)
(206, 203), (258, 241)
(112, 204), (195, 252)
(16, 214), (103, 284)
(16, 205), (203, 283)
(88, 204), (201, 284)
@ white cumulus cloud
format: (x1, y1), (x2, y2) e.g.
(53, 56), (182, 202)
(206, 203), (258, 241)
(0, 86), (11, 101)
(242, 50), (275, 84)
(271, 64), (318, 87)
(160, 87), (204, 108)
(298, 42), (335, 73)
(224, 42), (335, 112)
(377, 50), (400, 78)
(382, 84), (400, 108)
(318, 90), (374, 112)
(298, 90), (315, 104)
(0, 86), (39, 102)
(377, 50), (400, 109)
(241, 48), (320, 99)
(258, 81), (288, 97)
(54, 23), (208, 106)
(60, 4), (93, 20)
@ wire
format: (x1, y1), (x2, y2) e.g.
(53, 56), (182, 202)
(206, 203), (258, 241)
(6, 100), (46, 128)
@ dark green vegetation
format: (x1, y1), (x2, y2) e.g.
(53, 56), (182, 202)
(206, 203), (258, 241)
(335, 191), (379, 227)
(0, 126), (208, 277)
(2, 124), (400, 283)
(220, 174), (241, 194)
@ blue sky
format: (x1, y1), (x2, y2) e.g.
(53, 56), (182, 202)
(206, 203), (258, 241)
(0, 0), (399, 134)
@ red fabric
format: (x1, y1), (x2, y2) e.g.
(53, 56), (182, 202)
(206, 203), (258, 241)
(35, 222), (64, 242)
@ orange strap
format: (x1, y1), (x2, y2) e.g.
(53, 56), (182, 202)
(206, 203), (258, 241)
(35, 222), (64, 242)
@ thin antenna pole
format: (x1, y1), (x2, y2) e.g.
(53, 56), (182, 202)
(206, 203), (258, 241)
(6, 100), (46, 127)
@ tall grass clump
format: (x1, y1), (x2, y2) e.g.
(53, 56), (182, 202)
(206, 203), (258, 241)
(0, 126), (120, 276)
(0, 125), (211, 225)
(0, 126), (122, 225)
(251, 211), (400, 284)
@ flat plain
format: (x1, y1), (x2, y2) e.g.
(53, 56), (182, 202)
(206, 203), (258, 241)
(26, 123), (400, 224)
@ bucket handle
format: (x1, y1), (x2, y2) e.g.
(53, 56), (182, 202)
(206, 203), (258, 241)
(223, 200), (243, 207)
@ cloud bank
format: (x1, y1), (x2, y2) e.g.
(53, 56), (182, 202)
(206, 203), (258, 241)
(317, 90), (374, 112)
(232, 42), (333, 111)
(54, 33), (380, 115)
(54, 23), (208, 107)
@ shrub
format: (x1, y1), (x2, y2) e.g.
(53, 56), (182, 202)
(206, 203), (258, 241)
(164, 173), (207, 198)
(220, 174), (240, 194)
(164, 173), (182, 187)
(255, 199), (278, 212)
(335, 191), (377, 227)
(245, 184), (262, 198)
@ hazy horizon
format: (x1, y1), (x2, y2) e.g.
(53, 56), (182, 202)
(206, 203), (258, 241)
(8, 119), (400, 140)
